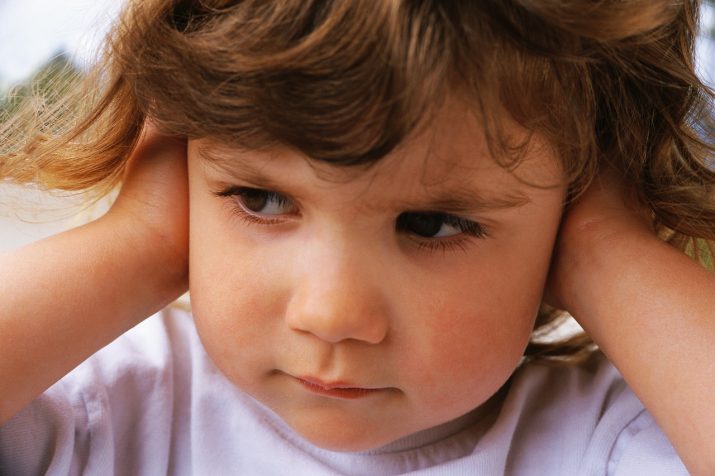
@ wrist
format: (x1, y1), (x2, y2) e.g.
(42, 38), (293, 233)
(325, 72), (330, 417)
(553, 222), (658, 320)
(97, 211), (189, 315)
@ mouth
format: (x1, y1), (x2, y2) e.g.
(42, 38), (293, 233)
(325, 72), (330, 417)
(294, 376), (384, 399)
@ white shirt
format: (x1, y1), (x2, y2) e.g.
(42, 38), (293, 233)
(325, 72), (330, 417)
(0, 307), (688, 475)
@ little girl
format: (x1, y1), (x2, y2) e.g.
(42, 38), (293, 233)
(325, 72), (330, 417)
(1, 1), (714, 474)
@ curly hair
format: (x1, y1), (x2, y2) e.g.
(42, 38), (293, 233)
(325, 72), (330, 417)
(1, 0), (714, 362)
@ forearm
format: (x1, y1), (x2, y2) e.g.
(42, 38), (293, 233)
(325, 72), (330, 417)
(564, 232), (715, 475)
(0, 215), (186, 424)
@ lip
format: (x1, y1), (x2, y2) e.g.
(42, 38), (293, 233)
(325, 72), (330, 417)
(295, 376), (382, 399)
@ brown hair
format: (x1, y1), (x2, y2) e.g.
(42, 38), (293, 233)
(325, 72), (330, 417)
(2, 0), (714, 362)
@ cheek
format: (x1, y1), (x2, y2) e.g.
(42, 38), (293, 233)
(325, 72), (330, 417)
(399, 252), (546, 408)
(188, 214), (286, 383)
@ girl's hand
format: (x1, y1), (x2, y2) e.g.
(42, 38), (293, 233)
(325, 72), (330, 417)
(105, 123), (189, 302)
(0, 123), (189, 424)
(545, 173), (653, 314)
(546, 174), (715, 474)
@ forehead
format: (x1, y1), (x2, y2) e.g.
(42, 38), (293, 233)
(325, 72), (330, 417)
(194, 99), (563, 208)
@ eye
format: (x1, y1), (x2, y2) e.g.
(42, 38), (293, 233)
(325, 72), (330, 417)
(235, 188), (294, 216)
(214, 186), (297, 224)
(396, 212), (486, 239)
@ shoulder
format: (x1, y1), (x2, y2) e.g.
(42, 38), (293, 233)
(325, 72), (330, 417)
(501, 354), (688, 475)
(57, 304), (199, 405)
(0, 305), (200, 475)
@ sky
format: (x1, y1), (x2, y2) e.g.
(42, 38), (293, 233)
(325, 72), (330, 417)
(0, 0), (124, 89)
(700, 3), (715, 85)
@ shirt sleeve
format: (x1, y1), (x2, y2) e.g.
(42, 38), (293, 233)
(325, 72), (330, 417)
(607, 410), (689, 476)
(0, 309), (182, 476)
(0, 380), (95, 476)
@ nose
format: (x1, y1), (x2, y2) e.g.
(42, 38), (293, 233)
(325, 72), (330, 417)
(285, 246), (390, 345)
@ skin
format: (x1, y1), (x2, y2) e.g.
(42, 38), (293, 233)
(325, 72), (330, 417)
(1, 109), (713, 472)
(187, 101), (567, 451)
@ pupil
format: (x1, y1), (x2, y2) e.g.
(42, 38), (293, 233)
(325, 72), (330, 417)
(403, 213), (443, 237)
(240, 190), (268, 212)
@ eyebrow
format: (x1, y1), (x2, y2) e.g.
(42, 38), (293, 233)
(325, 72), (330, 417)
(198, 144), (531, 213)
(199, 144), (308, 197)
(405, 188), (530, 213)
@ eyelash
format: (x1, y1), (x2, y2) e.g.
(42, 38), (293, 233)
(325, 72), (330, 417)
(214, 185), (289, 220)
(213, 186), (490, 254)
(401, 215), (488, 254)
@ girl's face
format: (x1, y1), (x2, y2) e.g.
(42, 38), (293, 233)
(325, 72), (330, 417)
(187, 100), (566, 451)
